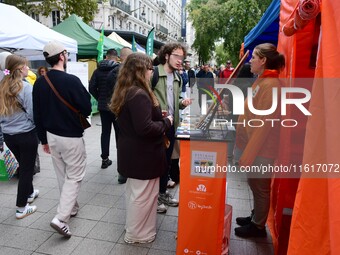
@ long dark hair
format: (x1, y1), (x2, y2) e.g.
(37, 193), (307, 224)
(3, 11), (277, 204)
(109, 53), (159, 115)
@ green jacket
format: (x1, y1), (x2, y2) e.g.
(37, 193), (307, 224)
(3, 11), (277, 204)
(152, 64), (185, 129)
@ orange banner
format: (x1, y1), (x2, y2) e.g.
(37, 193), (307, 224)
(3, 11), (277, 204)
(177, 140), (228, 255)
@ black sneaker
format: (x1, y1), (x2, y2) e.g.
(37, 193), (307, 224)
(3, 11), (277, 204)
(118, 174), (127, 184)
(101, 158), (112, 169)
(234, 222), (267, 238)
(236, 209), (254, 226)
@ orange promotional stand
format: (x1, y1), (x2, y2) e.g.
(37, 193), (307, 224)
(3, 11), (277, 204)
(176, 139), (232, 255)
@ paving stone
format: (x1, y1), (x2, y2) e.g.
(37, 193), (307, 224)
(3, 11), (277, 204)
(75, 204), (109, 221)
(151, 230), (177, 252)
(87, 193), (120, 208)
(0, 225), (52, 251)
(69, 218), (97, 237)
(87, 222), (125, 242)
(159, 216), (178, 232)
(109, 243), (148, 255)
(37, 234), (83, 255)
(0, 246), (32, 255)
(100, 207), (126, 225)
(71, 238), (114, 255)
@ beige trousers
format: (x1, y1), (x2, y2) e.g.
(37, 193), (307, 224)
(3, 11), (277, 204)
(125, 177), (159, 242)
(47, 132), (87, 222)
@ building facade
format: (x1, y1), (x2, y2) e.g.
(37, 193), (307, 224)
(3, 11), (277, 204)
(94, 0), (182, 43)
(26, 0), (183, 44)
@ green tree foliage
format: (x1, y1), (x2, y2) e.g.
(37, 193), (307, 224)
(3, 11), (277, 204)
(187, 0), (272, 64)
(215, 43), (230, 66)
(3, 0), (98, 24)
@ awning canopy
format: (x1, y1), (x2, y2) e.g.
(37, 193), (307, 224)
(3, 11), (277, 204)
(107, 32), (145, 53)
(0, 3), (77, 60)
(244, 0), (280, 51)
(53, 14), (123, 57)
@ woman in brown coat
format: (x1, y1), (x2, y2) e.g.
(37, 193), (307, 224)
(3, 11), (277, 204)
(110, 53), (173, 243)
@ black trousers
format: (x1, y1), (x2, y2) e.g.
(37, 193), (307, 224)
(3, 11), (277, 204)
(99, 110), (119, 159)
(4, 129), (38, 207)
(159, 125), (175, 194)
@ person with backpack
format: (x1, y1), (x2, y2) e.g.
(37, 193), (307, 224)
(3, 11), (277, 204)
(89, 49), (119, 170)
(106, 47), (133, 184)
(151, 43), (192, 214)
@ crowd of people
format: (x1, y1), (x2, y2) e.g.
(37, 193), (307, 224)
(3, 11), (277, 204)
(0, 40), (285, 243)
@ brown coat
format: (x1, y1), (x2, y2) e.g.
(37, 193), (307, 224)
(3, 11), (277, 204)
(117, 86), (171, 180)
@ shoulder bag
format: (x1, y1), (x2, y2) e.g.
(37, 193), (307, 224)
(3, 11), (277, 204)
(44, 75), (91, 129)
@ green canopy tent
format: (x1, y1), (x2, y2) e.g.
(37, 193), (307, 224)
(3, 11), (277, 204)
(53, 14), (123, 58)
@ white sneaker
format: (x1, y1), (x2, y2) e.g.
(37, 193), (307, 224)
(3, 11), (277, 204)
(27, 189), (39, 203)
(16, 204), (37, 219)
(158, 191), (179, 207)
(124, 235), (155, 244)
(167, 179), (176, 188)
(157, 202), (167, 214)
(50, 217), (72, 238)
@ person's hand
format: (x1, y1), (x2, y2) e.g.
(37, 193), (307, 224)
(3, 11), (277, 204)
(42, 144), (51, 154)
(182, 98), (193, 107)
(167, 115), (174, 126)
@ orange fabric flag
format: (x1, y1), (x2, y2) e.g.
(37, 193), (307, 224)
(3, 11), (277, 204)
(288, 0), (340, 254)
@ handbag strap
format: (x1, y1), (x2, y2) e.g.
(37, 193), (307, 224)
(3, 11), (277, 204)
(16, 97), (27, 113)
(44, 74), (79, 114)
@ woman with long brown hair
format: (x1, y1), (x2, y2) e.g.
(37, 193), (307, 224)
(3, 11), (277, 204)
(110, 53), (173, 243)
(0, 55), (39, 219)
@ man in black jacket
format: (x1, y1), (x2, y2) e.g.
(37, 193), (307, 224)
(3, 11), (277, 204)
(89, 49), (119, 169)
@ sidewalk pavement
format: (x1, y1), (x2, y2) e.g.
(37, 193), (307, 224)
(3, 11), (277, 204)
(0, 114), (273, 255)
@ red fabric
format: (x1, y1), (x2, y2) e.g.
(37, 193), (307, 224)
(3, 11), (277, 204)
(220, 68), (234, 79)
(298, 0), (320, 20)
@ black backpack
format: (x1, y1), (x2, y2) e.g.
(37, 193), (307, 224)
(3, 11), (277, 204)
(151, 66), (182, 90)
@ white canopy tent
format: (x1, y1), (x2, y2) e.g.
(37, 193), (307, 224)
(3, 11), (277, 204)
(108, 32), (145, 53)
(0, 3), (77, 60)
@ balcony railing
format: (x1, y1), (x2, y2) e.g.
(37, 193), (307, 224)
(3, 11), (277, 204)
(110, 0), (131, 14)
(156, 24), (168, 34)
(158, 0), (167, 13)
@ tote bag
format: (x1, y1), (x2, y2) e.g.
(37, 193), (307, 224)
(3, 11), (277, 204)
(0, 144), (19, 181)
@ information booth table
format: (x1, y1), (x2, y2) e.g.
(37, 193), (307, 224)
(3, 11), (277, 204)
(176, 134), (232, 255)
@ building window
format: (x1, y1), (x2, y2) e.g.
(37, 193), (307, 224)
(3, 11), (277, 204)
(31, 13), (40, 22)
(52, 10), (61, 26)
(110, 16), (115, 29)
